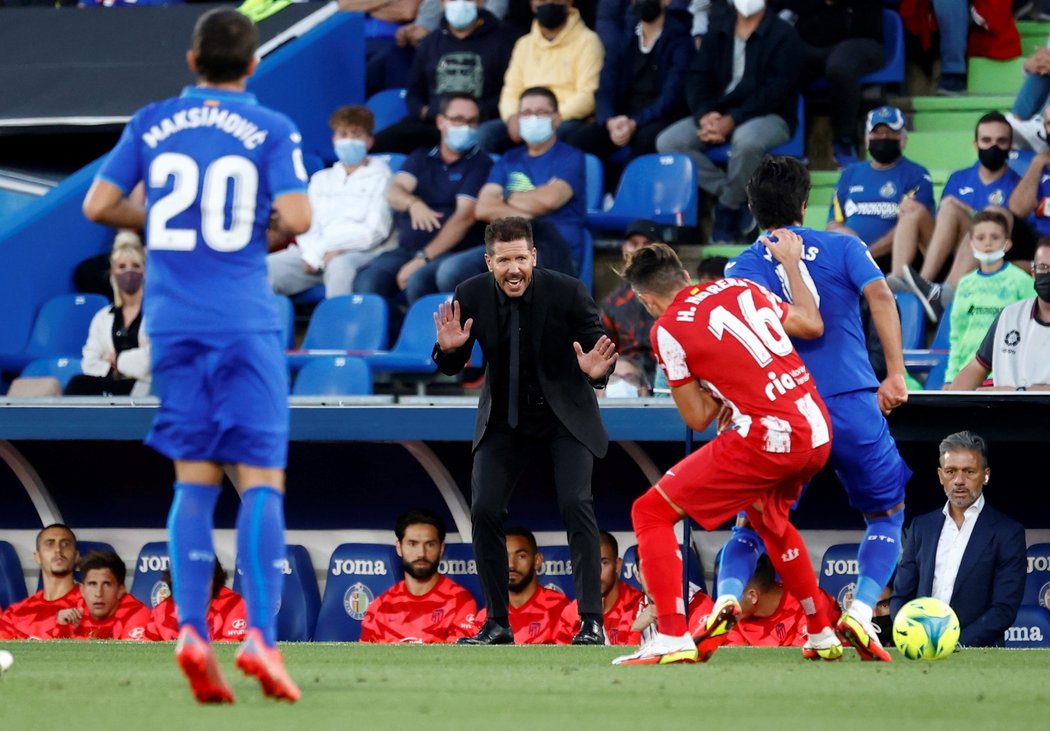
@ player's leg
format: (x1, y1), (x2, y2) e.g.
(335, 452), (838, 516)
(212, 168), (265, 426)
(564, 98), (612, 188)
(693, 517), (762, 652)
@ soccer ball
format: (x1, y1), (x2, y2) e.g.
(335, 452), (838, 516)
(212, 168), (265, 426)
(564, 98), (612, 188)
(892, 597), (960, 660)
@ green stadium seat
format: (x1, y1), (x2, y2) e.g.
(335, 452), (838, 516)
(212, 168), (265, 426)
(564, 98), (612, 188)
(967, 57), (1025, 96)
(910, 95), (1014, 113)
(911, 111), (983, 132)
(904, 130), (973, 174)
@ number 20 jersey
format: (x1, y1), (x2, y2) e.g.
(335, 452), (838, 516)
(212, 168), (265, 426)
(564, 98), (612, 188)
(98, 86), (308, 335)
(652, 278), (830, 453)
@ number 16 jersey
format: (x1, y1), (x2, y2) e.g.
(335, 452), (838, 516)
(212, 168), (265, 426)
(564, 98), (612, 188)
(98, 86), (308, 335)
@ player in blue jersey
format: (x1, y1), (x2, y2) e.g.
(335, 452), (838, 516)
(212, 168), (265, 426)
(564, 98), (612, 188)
(82, 8), (310, 704)
(700, 156), (911, 662)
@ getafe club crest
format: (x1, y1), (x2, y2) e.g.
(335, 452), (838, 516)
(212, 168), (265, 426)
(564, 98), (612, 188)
(344, 582), (374, 620)
(879, 181), (897, 199)
(837, 581), (856, 612)
(151, 580), (172, 608)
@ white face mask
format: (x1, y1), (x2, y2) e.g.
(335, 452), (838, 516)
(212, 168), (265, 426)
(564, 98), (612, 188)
(519, 114), (554, 145)
(733, 0), (765, 17)
(605, 379), (641, 398)
(972, 245), (1006, 265)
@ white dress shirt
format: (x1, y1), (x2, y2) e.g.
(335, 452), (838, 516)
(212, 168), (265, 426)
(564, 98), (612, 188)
(932, 493), (986, 604)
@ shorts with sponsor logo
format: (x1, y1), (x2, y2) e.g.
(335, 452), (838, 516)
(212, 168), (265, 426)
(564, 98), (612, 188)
(657, 430), (831, 533)
(146, 331), (289, 468)
(824, 390), (911, 514)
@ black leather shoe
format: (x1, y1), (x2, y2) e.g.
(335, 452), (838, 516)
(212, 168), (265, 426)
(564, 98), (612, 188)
(457, 620), (514, 645)
(571, 618), (606, 645)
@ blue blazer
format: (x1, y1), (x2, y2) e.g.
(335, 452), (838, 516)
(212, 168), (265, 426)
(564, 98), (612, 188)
(891, 502), (1026, 647)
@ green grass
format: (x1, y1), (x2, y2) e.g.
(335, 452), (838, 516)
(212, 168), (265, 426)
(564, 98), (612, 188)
(1, 642), (1048, 731)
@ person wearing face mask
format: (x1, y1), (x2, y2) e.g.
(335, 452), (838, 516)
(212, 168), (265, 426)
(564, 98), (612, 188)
(372, 0), (513, 154)
(600, 355), (652, 398)
(947, 238), (1050, 391)
(942, 211), (1034, 386)
(827, 106), (934, 272)
(477, 0), (604, 153)
(65, 237), (151, 397)
(266, 105), (393, 299)
(891, 431), (1025, 648)
(356, 94), (493, 313)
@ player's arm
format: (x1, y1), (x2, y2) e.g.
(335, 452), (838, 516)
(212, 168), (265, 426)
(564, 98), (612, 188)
(505, 178), (573, 217)
(862, 278), (909, 412)
(760, 228), (823, 339)
(669, 381), (721, 432)
(82, 179), (146, 230)
(272, 192), (311, 237)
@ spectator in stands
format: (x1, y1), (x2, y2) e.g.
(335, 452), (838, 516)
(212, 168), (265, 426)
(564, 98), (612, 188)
(65, 236), (151, 397)
(891, 431), (1025, 647)
(931, 0), (969, 96)
(372, 0), (513, 154)
(340, 0), (426, 95)
(1010, 120), (1050, 246)
(438, 87), (586, 285)
(828, 106), (935, 270)
(464, 528), (573, 643)
(772, 0), (884, 168)
(892, 112), (1029, 322)
(596, 0), (704, 51)
(602, 355), (652, 398)
(941, 211), (1034, 386)
(557, 531), (645, 644)
(1007, 37), (1050, 151)
(656, 0), (803, 246)
(266, 106), (393, 299)
(947, 238), (1050, 391)
(567, 0), (692, 190)
(52, 549), (153, 640)
(360, 508), (477, 643)
(0, 524), (80, 640)
(357, 94), (492, 310)
(600, 218), (662, 381)
(696, 254), (727, 283)
(74, 224), (143, 300)
(150, 560), (248, 642)
(477, 0), (604, 153)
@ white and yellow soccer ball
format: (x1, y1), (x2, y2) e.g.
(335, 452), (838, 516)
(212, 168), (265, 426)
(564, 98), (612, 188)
(892, 597), (961, 660)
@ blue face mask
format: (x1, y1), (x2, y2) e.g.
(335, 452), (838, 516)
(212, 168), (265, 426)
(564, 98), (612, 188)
(445, 124), (477, 152)
(519, 115), (554, 145)
(334, 138), (367, 166)
(444, 0), (478, 30)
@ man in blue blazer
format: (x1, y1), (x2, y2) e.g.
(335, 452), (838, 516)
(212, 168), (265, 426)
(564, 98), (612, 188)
(891, 431), (1026, 647)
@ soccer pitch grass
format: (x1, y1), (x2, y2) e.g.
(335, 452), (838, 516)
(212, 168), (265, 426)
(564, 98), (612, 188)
(0, 643), (1047, 731)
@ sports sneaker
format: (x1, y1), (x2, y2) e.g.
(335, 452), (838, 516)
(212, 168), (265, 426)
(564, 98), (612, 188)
(902, 264), (944, 323)
(235, 629), (301, 702)
(801, 626), (843, 661)
(175, 626), (234, 704)
(691, 596), (741, 661)
(936, 73), (967, 97)
(612, 632), (699, 666)
(836, 613), (891, 662)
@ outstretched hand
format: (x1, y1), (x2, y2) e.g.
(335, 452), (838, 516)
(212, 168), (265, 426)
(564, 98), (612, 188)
(574, 335), (618, 381)
(434, 300), (473, 353)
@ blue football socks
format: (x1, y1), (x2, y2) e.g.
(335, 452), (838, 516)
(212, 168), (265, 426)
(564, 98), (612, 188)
(853, 511), (906, 611)
(236, 486), (287, 647)
(167, 482), (221, 640)
(716, 523), (763, 600)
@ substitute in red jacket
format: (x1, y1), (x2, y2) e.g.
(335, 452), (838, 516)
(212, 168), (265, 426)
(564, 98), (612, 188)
(52, 549), (153, 640)
(149, 560), (247, 642)
(558, 531), (644, 645)
(0, 524), (81, 640)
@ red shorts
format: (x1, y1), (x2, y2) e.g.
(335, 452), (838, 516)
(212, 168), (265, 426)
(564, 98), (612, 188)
(657, 431), (831, 533)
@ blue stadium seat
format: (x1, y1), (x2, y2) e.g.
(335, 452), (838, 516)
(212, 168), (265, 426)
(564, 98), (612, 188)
(130, 541), (170, 608)
(0, 540), (27, 610)
(287, 294), (389, 372)
(862, 9), (906, 87)
(578, 229), (595, 293)
(314, 543), (401, 641)
(704, 96), (806, 163)
(585, 154), (698, 231)
(1022, 542), (1050, 608)
(439, 542), (483, 606)
(234, 544), (321, 642)
(904, 302), (952, 389)
(584, 153), (604, 212)
(1003, 605), (1050, 648)
(274, 293), (295, 350)
(302, 151), (326, 177)
(374, 152), (407, 173)
(291, 284), (326, 306)
(894, 291), (927, 350)
(361, 293), (448, 388)
(366, 88), (408, 133)
(292, 356), (373, 396)
(20, 356), (83, 391)
(537, 544), (575, 599)
(0, 293), (108, 372)
(817, 543), (860, 611)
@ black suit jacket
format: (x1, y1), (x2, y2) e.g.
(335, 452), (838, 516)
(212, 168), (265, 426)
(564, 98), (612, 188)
(433, 268), (610, 457)
(891, 502), (1027, 647)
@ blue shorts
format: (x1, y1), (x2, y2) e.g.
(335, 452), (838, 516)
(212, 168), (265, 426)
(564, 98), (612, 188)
(825, 390), (911, 514)
(146, 331), (289, 468)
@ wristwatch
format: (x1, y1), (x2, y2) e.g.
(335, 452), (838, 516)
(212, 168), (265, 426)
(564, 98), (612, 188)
(415, 250), (431, 263)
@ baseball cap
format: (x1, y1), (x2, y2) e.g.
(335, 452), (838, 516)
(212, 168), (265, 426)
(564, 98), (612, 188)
(624, 218), (662, 243)
(865, 106), (906, 134)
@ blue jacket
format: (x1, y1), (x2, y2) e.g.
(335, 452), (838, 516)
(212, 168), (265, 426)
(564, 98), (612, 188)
(891, 502), (1026, 648)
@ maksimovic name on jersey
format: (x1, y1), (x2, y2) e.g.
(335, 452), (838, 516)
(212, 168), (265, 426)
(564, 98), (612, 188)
(142, 106), (269, 150)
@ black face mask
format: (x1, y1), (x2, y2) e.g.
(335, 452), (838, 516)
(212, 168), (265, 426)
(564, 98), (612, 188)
(1035, 272), (1050, 302)
(634, 0), (663, 23)
(872, 614), (893, 639)
(534, 2), (568, 29)
(978, 145), (1010, 172)
(867, 138), (902, 165)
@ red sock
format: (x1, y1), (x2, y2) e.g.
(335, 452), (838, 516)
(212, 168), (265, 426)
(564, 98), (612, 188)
(751, 519), (829, 634)
(632, 488), (687, 636)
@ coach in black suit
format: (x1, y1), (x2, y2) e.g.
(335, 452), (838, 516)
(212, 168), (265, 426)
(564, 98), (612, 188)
(891, 431), (1026, 648)
(433, 217), (617, 645)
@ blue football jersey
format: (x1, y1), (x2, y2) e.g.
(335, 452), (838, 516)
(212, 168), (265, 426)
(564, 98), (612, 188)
(724, 227), (884, 397)
(828, 158), (934, 246)
(941, 161), (1019, 210)
(98, 86), (308, 335)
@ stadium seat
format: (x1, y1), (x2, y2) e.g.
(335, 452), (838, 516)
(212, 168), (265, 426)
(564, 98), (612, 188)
(374, 152), (407, 173)
(904, 130), (973, 173)
(0, 540), (27, 610)
(361, 293), (448, 392)
(292, 356), (373, 396)
(291, 284), (326, 306)
(967, 57), (1025, 96)
(585, 153), (698, 231)
(439, 542), (483, 607)
(0, 293), (108, 372)
(703, 96), (806, 163)
(584, 153), (604, 212)
(1003, 605), (1050, 648)
(537, 544), (575, 599)
(817, 543), (860, 612)
(904, 302), (952, 389)
(620, 542), (705, 596)
(233, 544), (320, 641)
(365, 88), (408, 133)
(862, 9), (905, 87)
(314, 543), (401, 641)
(20, 356), (83, 391)
(894, 291), (927, 350)
(274, 293), (295, 350)
(1022, 543), (1050, 607)
(287, 293), (389, 372)
(578, 229), (595, 292)
(130, 541), (170, 608)
(302, 151), (326, 177)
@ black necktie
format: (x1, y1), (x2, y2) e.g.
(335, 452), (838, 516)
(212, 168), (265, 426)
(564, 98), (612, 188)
(508, 300), (520, 429)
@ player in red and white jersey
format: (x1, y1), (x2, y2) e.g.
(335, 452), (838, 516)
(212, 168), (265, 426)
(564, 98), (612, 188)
(150, 560), (248, 642)
(612, 239), (841, 665)
(360, 508), (477, 643)
(0, 524), (80, 640)
(558, 531), (645, 645)
(51, 549), (154, 640)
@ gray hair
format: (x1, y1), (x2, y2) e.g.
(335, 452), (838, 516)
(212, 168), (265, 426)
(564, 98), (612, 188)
(938, 431), (988, 468)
